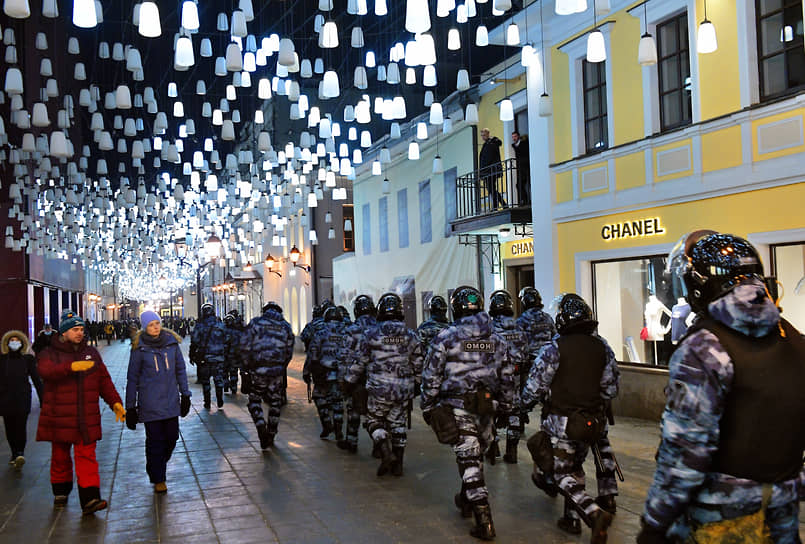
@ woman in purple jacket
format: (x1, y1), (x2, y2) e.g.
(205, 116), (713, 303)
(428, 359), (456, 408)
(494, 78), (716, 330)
(125, 311), (191, 493)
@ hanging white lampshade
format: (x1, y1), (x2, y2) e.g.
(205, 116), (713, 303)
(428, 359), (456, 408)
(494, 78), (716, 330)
(375, 0), (387, 16)
(506, 23), (520, 45)
(32, 103), (49, 127)
(424, 90), (434, 107)
(416, 122), (428, 140)
(50, 131), (68, 157)
(408, 142), (420, 160)
(405, 0), (431, 33)
(429, 102), (443, 125)
(5, 68), (23, 95)
(73, 0), (98, 27)
(42, 0), (58, 17)
(432, 155), (443, 174)
(173, 101), (184, 117)
(4, 0), (30, 18)
(321, 21), (339, 48)
(351, 27), (364, 48)
(638, 33), (658, 66)
(278, 38), (295, 66)
(322, 70), (340, 98)
(533, 93), (552, 118)
(423, 65), (437, 87)
(381, 178), (391, 194)
(68, 37), (79, 53)
(116, 85), (132, 109)
(586, 29), (606, 62)
(138, 1), (161, 37)
(392, 96), (407, 118)
(365, 51), (376, 67)
(221, 120), (236, 141)
(555, 0), (586, 15)
(697, 18), (718, 54)
(226, 43), (243, 71)
(499, 98), (514, 121)
(175, 36), (195, 67)
(354, 66), (368, 89)
(181, 0), (199, 30)
(456, 68), (471, 91)
(465, 103), (479, 124)
(387, 62), (401, 84)
(448, 28), (460, 50)
(231, 10), (247, 37)
(476, 25), (489, 46)
(594, 0), (609, 14)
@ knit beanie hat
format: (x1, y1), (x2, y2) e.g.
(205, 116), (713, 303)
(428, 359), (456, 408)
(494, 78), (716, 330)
(59, 309), (86, 334)
(140, 310), (161, 329)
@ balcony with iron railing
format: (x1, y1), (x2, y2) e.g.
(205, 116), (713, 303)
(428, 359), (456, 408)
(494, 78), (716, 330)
(450, 158), (533, 235)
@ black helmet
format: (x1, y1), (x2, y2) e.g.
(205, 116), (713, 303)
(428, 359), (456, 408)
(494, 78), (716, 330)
(223, 314), (235, 326)
(376, 292), (404, 321)
(353, 295), (376, 318)
(312, 304), (324, 319)
(201, 303), (215, 318)
(489, 290), (514, 317)
(337, 305), (351, 322)
(227, 309), (240, 320)
(680, 232), (765, 312)
(451, 285), (483, 319)
(428, 295), (448, 321)
(324, 306), (341, 322)
(555, 293), (596, 335)
(518, 287), (543, 311)
(320, 299), (334, 310)
(262, 301), (282, 314)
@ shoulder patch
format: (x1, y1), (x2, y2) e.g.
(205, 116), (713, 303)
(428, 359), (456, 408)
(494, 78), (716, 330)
(382, 336), (408, 345)
(463, 340), (494, 353)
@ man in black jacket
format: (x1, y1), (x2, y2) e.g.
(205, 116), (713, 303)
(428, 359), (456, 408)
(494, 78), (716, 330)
(479, 128), (505, 209)
(512, 131), (530, 205)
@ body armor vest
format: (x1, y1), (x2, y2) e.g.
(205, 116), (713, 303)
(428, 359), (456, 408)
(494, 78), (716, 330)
(692, 318), (805, 482)
(550, 333), (607, 414)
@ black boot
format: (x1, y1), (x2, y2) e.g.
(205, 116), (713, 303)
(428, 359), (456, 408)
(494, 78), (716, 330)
(52, 482), (73, 507)
(503, 439), (518, 464)
(531, 470), (558, 498)
(319, 422), (333, 439)
(454, 489), (473, 518)
(376, 439), (397, 476)
(334, 423), (344, 443)
(216, 386), (224, 408)
(391, 447), (404, 477)
(257, 424), (272, 450)
(485, 441), (500, 465)
(557, 516), (582, 535)
(371, 441), (381, 458)
(78, 486), (108, 516)
(596, 495), (617, 515)
(590, 509), (614, 544)
(469, 502), (496, 541)
(203, 390), (211, 410)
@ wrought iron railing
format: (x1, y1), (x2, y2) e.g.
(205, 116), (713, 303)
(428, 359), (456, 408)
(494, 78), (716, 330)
(455, 158), (530, 220)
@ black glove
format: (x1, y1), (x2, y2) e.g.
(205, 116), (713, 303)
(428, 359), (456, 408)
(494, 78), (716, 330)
(636, 519), (669, 544)
(413, 381), (421, 396)
(126, 407), (138, 430)
(303, 373), (311, 385)
(180, 395), (191, 417)
(422, 410), (432, 426)
(241, 372), (252, 395)
(495, 413), (509, 429)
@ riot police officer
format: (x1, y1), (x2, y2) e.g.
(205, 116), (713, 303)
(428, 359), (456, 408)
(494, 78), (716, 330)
(517, 287), (557, 365)
(521, 293), (619, 543)
(340, 295), (377, 453)
(345, 293), (422, 477)
(239, 302), (295, 449)
(421, 286), (515, 541)
(637, 232), (805, 543)
(416, 295), (450, 353)
(488, 290), (529, 465)
(304, 306), (348, 441)
(190, 304), (229, 410)
(222, 311), (244, 395)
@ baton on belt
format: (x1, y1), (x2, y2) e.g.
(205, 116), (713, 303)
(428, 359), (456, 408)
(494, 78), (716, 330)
(307, 382), (312, 404)
(591, 442), (625, 482)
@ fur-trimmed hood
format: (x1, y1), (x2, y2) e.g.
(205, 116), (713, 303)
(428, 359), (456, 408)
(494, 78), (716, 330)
(131, 328), (182, 350)
(1, 330), (30, 355)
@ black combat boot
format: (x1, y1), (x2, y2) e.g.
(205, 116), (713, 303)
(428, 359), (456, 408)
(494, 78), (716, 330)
(469, 502), (496, 540)
(203, 390), (211, 410)
(319, 421), (333, 439)
(454, 487), (473, 518)
(257, 424), (272, 450)
(371, 442), (381, 458)
(596, 495), (617, 515)
(590, 509), (614, 544)
(334, 423), (344, 443)
(531, 470), (558, 498)
(215, 386), (224, 408)
(391, 447), (404, 476)
(78, 486), (108, 516)
(558, 499), (581, 535)
(485, 441), (500, 465)
(503, 439), (518, 464)
(376, 439), (397, 476)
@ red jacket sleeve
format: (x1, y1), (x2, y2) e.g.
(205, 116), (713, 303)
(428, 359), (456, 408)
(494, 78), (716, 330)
(36, 348), (72, 382)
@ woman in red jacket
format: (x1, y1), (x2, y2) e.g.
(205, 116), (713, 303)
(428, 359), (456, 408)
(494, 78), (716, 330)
(36, 309), (126, 515)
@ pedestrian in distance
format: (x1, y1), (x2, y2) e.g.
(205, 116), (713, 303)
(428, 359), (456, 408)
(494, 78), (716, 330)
(33, 322), (56, 354)
(36, 309), (126, 515)
(125, 311), (191, 494)
(479, 128), (506, 209)
(637, 231), (805, 544)
(0, 329), (43, 469)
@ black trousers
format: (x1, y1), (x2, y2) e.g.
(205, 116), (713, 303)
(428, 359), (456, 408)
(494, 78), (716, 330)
(2, 413), (28, 457)
(144, 417), (179, 484)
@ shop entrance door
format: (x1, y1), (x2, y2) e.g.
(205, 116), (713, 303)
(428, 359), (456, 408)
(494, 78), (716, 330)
(508, 265), (534, 315)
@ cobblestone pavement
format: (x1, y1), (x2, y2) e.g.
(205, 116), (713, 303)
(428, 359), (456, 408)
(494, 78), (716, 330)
(0, 338), (802, 543)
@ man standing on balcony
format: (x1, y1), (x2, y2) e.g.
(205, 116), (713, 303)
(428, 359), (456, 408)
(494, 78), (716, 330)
(512, 131), (530, 206)
(479, 128), (506, 209)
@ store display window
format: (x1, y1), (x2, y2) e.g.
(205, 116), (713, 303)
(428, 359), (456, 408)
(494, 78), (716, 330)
(771, 242), (805, 331)
(592, 255), (682, 366)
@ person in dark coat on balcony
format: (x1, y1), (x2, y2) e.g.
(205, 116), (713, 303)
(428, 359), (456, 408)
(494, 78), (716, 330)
(512, 131), (530, 205)
(0, 330), (43, 468)
(479, 128), (506, 209)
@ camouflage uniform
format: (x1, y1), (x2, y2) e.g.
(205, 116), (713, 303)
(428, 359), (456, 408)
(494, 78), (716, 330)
(421, 312), (515, 505)
(345, 320), (423, 455)
(491, 314), (529, 445)
(342, 314), (377, 450)
(416, 318), (449, 354)
(641, 282), (805, 543)
(305, 320), (349, 438)
(190, 315), (228, 407)
(300, 317), (323, 351)
(224, 319), (244, 393)
(240, 309), (295, 440)
(521, 333), (619, 525)
(516, 308), (557, 365)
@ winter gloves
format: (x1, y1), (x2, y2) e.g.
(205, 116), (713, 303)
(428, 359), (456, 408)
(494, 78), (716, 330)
(112, 403), (126, 423)
(180, 395), (191, 417)
(71, 360), (94, 372)
(125, 407), (138, 430)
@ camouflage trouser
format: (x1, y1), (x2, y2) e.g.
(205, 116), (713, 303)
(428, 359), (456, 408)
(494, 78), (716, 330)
(247, 370), (284, 434)
(553, 437), (602, 525)
(364, 396), (406, 448)
(198, 361), (226, 398)
(224, 360), (240, 392)
(344, 396), (362, 448)
(594, 432), (618, 498)
(453, 407), (495, 504)
(312, 380), (343, 432)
